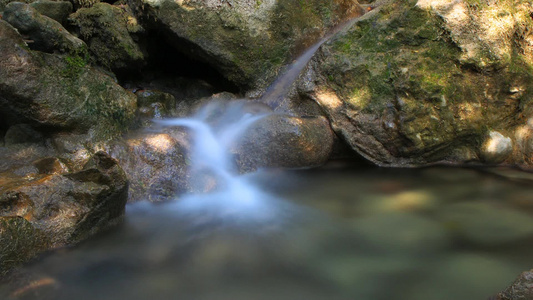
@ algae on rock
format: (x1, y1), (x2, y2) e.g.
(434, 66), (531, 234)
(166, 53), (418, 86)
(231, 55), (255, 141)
(300, 0), (533, 168)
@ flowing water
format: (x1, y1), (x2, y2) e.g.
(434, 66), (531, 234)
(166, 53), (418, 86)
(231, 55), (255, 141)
(1, 163), (532, 300)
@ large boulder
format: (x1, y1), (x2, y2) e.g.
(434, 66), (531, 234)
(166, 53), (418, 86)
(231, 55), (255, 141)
(0, 19), (137, 141)
(297, 0), (533, 167)
(68, 3), (146, 72)
(129, 0), (365, 90)
(0, 152), (128, 276)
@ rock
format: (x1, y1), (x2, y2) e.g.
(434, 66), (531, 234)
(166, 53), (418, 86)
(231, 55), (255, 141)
(68, 3), (145, 72)
(0, 152), (128, 275)
(438, 202), (533, 246)
(30, 0), (73, 24)
(3, 2), (86, 54)
(104, 129), (191, 202)
(514, 117), (533, 169)
(135, 89), (177, 119)
(234, 113), (335, 172)
(481, 131), (513, 164)
(496, 269), (533, 300)
(0, 20), (137, 140)
(0, 217), (49, 277)
(130, 0), (365, 89)
(298, 0), (533, 167)
(4, 124), (43, 145)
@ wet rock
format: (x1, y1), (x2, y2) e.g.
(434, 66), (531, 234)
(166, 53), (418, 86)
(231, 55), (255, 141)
(130, 0), (364, 90)
(135, 89), (177, 119)
(30, 0), (73, 24)
(438, 202), (533, 246)
(104, 129), (191, 202)
(0, 20), (137, 140)
(68, 3), (145, 72)
(0, 152), (128, 275)
(496, 269), (533, 300)
(234, 114), (335, 172)
(299, 0), (533, 167)
(3, 2), (86, 54)
(0, 217), (49, 277)
(4, 124), (43, 145)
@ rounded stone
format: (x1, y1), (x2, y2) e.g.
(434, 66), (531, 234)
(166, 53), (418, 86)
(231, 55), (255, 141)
(481, 131), (513, 163)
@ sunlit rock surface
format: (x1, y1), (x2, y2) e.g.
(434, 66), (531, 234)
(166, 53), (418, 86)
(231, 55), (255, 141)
(299, 0), (533, 168)
(129, 0), (365, 90)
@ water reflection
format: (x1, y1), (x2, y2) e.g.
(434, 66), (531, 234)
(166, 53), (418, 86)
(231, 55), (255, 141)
(2, 166), (533, 300)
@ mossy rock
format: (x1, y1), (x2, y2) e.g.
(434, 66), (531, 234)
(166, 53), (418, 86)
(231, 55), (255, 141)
(0, 20), (137, 141)
(129, 0), (365, 90)
(0, 217), (49, 277)
(69, 3), (145, 72)
(300, 0), (533, 167)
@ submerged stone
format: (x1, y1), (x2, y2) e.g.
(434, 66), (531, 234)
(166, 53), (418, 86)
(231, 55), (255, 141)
(438, 202), (533, 246)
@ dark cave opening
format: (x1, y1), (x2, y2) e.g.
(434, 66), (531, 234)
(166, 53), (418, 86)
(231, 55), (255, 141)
(115, 29), (240, 95)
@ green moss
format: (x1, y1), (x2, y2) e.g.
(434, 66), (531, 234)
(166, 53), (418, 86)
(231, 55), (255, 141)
(0, 217), (49, 277)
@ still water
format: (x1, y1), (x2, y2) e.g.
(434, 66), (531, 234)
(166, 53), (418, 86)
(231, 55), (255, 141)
(2, 164), (532, 300)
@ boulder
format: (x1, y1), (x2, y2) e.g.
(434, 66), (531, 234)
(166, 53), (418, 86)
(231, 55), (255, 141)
(129, 0), (365, 90)
(0, 19), (137, 141)
(3, 2), (86, 54)
(0, 152), (128, 275)
(68, 3), (146, 72)
(30, 0), (73, 24)
(298, 0), (533, 167)
(104, 129), (191, 202)
(234, 113), (335, 172)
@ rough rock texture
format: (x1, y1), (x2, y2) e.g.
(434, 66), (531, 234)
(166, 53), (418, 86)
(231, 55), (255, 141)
(0, 19), (137, 141)
(130, 0), (365, 90)
(234, 114), (335, 172)
(496, 269), (533, 300)
(104, 129), (191, 202)
(68, 3), (145, 72)
(298, 0), (533, 167)
(0, 152), (128, 276)
(30, 0), (73, 24)
(3, 2), (86, 54)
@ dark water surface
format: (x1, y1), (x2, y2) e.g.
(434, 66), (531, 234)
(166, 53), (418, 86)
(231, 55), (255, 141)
(2, 165), (533, 300)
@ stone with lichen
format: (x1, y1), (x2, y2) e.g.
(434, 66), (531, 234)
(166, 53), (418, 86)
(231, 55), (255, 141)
(297, 0), (533, 168)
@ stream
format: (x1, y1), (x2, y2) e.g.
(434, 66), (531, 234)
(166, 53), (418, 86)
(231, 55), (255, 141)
(1, 164), (532, 300)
